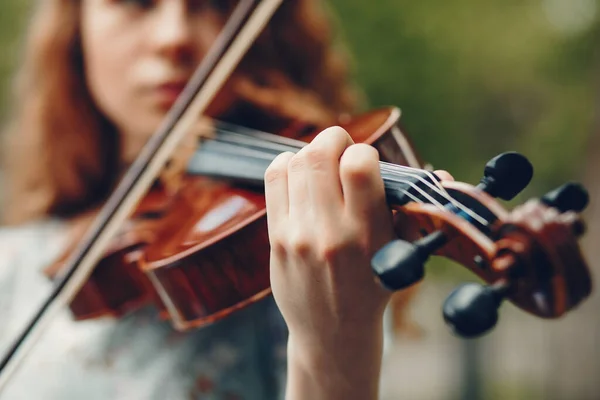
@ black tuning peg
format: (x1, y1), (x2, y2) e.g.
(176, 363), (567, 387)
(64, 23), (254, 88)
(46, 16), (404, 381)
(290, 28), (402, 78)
(371, 231), (447, 291)
(541, 182), (589, 213)
(476, 152), (534, 200)
(442, 281), (510, 338)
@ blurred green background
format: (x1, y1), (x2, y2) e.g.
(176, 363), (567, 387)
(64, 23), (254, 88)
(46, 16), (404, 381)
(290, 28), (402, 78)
(0, 1), (597, 194)
(0, 1), (599, 399)
(327, 0), (598, 192)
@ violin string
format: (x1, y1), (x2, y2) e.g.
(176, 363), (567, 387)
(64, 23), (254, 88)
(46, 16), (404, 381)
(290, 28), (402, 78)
(195, 133), (447, 210)
(377, 162), (489, 226)
(197, 122), (490, 225)
(213, 120), (311, 148)
(210, 123), (450, 195)
(399, 190), (422, 205)
(199, 138), (280, 161)
(203, 126), (437, 179)
(213, 121), (444, 176)
(209, 127), (299, 154)
(382, 175), (446, 210)
(379, 167), (488, 226)
(202, 124), (489, 224)
(213, 121), (450, 210)
(212, 121), (455, 193)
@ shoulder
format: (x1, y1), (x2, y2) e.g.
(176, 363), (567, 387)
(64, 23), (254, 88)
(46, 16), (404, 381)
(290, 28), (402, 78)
(0, 218), (68, 280)
(0, 218), (69, 337)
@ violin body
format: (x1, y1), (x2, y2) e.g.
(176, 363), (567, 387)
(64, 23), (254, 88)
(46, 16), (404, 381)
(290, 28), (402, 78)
(140, 108), (421, 330)
(45, 188), (172, 320)
(141, 176), (271, 330)
(48, 107), (424, 330)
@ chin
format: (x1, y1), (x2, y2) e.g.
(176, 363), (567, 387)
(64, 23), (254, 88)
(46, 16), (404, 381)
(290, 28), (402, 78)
(120, 117), (164, 143)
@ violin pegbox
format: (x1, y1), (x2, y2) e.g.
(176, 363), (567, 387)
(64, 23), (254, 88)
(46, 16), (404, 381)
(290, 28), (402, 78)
(443, 192), (591, 338)
(372, 151), (534, 295)
(371, 151), (592, 338)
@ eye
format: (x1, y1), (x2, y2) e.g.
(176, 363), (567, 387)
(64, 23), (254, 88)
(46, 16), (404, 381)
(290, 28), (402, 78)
(188, 0), (237, 14)
(208, 0), (237, 12)
(118, 0), (155, 10)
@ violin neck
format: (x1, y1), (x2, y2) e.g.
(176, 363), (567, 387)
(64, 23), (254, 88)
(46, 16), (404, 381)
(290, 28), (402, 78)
(185, 122), (493, 236)
(186, 123), (443, 207)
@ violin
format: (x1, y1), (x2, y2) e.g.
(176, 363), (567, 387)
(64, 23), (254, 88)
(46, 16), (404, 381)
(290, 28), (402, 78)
(45, 106), (593, 338)
(0, 0), (592, 391)
(43, 108), (426, 329)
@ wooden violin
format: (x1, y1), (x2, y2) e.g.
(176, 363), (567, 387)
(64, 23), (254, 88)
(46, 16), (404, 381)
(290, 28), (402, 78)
(43, 108), (424, 329)
(46, 106), (592, 338)
(0, 0), (592, 391)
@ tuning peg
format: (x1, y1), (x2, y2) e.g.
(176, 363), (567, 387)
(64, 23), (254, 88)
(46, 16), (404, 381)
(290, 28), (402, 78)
(476, 152), (534, 200)
(371, 231), (447, 291)
(541, 182), (589, 213)
(442, 280), (510, 338)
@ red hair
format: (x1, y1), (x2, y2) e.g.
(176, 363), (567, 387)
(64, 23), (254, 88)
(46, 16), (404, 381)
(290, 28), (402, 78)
(2, 0), (361, 225)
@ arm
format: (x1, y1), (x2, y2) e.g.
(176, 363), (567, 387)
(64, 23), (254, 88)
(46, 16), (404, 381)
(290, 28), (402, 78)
(285, 318), (385, 400)
(264, 126), (394, 400)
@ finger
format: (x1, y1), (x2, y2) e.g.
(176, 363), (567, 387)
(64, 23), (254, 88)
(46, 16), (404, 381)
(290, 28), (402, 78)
(265, 151), (294, 230)
(339, 143), (387, 221)
(298, 126), (354, 216)
(287, 149), (312, 219)
(433, 169), (454, 181)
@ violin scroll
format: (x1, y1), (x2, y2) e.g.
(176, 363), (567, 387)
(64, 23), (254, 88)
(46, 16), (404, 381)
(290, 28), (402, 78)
(371, 153), (592, 338)
(371, 151), (534, 293)
(371, 151), (534, 297)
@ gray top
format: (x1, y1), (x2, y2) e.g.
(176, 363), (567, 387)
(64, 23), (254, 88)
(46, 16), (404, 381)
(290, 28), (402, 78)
(0, 219), (287, 399)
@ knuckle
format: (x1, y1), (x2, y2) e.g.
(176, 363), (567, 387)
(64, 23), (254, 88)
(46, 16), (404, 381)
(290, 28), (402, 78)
(303, 146), (328, 166)
(288, 153), (307, 174)
(265, 152), (293, 183)
(291, 126), (353, 173)
(269, 239), (288, 259)
(320, 241), (343, 263)
(318, 231), (359, 263)
(294, 145), (329, 172)
(287, 231), (313, 257)
(340, 144), (379, 182)
(264, 166), (284, 185)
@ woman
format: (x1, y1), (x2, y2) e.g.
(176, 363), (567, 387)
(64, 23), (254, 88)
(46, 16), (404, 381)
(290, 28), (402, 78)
(0, 0), (432, 398)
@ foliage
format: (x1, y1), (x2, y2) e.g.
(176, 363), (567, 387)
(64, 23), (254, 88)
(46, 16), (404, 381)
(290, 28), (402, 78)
(0, 0), (31, 121)
(327, 0), (599, 198)
(0, 0), (597, 189)
(325, 0), (600, 280)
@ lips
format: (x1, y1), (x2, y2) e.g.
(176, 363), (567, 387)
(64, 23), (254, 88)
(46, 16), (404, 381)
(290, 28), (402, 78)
(152, 81), (189, 108)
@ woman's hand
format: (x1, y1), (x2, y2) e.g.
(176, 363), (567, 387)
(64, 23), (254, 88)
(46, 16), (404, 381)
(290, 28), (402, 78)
(265, 126), (453, 400)
(264, 126), (396, 400)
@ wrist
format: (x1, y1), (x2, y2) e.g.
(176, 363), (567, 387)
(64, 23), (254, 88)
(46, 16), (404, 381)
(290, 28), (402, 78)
(285, 320), (385, 400)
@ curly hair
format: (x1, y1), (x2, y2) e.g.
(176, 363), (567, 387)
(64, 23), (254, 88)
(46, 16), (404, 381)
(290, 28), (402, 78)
(1, 0), (362, 225)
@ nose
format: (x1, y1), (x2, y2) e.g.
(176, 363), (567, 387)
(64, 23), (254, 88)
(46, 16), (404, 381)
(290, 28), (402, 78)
(151, 2), (195, 62)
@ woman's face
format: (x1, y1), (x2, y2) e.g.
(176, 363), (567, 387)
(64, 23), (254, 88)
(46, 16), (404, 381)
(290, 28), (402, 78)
(80, 0), (236, 150)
